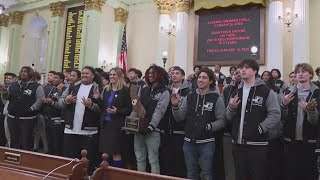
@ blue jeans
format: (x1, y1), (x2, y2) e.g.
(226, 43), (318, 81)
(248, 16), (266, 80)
(134, 131), (160, 174)
(183, 141), (215, 180)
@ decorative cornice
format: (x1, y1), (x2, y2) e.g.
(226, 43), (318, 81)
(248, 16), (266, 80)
(49, 2), (65, 17)
(9, 11), (24, 25)
(176, 0), (192, 12)
(0, 14), (10, 27)
(154, 0), (175, 15)
(84, 0), (106, 12)
(114, 8), (128, 24)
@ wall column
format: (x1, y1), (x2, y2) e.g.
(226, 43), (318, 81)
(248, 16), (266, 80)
(155, 0), (174, 67)
(267, 0), (283, 73)
(111, 8), (128, 67)
(293, 0), (309, 65)
(7, 11), (23, 74)
(45, 1), (65, 75)
(79, 0), (105, 69)
(174, 0), (191, 72)
(0, 14), (10, 82)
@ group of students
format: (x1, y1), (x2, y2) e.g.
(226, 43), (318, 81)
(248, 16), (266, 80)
(0, 60), (320, 180)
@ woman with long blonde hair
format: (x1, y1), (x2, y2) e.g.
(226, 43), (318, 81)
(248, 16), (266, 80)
(99, 67), (132, 168)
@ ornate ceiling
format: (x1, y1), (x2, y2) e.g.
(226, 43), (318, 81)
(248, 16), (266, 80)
(0, 0), (153, 8)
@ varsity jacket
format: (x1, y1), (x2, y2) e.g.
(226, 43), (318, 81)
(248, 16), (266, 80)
(226, 78), (281, 145)
(57, 81), (81, 121)
(275, 79), (287, 91)
(169, 82), (191, 134)
(172, 88), (225, 143)
(7, 80), (44, 119)
(60, 82), (103, 131)
(281, 83), (320, 143)
(140, 85), (171, 132)
(42, 85), (67, 122)
(266, 82), (283, 140)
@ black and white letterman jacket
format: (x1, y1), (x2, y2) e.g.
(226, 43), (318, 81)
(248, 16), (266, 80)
(226, 78), (281, 146)
(172, 88), (226, 144)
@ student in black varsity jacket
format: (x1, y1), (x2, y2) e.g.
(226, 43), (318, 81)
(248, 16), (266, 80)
(134, 65), (171, 174)
(2, 66), (45, 151)
(59, 66), (103, 174)
(222, 67), (241, 180)
(172, 67), (225, 180)
(226, 59), (280, 180)
(42, 72), (66, 156)
(281, 63), (320, 180)
(165, 66), (191, 178)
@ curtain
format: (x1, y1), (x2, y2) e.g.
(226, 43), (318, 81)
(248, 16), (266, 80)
(194, 0), (266, 11)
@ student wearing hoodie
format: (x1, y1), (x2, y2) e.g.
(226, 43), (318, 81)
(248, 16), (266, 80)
(134, 65), (170, 174)
(172, 67), (225, 180)
(2, 66), (45, 151)
(166, 66), (191, 177)
(226, 59), (280, 180)
(281, 63), (320, 180)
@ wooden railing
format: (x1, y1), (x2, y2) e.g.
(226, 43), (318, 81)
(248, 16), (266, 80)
(91, 154), (188, 180)
(0, 147), (88, 180)
(0, 148), (188, 180)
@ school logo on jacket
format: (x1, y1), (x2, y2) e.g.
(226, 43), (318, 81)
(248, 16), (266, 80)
(153, 92), (161, 100)
(252, 96), (263, 106)
(203, 102), (214, 111)
(53, 92), (59, 98)
(23, 89), (32, 96)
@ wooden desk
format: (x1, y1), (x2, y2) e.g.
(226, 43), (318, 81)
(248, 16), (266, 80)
(0, 147), (88, 180)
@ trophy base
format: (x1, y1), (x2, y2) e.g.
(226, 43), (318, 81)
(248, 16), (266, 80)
(121, 127), (139, 132)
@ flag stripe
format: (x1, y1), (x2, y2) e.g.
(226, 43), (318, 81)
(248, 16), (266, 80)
(120, 26), (127, 76)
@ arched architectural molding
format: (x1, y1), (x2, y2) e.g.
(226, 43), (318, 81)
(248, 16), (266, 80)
(21, 15), (48, 73)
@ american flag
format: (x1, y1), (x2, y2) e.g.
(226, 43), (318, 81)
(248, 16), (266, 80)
(119, 26), (127, 76)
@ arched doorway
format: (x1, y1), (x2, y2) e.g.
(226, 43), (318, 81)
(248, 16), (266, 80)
(22, 15), (48, 73)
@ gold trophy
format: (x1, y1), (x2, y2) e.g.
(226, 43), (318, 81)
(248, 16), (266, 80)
(122, 85), (148, 132)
